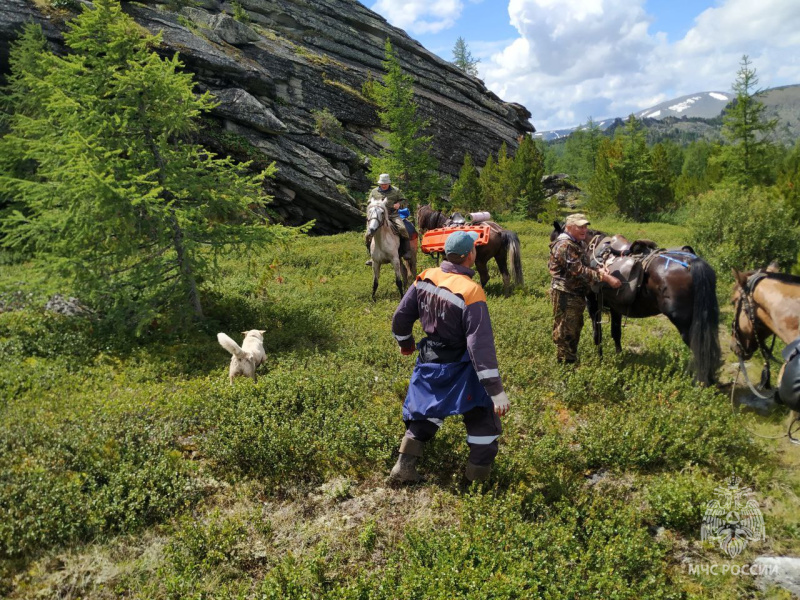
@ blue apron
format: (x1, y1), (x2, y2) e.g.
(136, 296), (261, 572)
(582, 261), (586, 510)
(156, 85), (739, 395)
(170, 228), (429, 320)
(403, 352), (492, 421)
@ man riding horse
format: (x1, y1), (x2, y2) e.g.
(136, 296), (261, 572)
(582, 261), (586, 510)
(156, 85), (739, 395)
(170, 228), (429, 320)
(365, 174), (414, 266)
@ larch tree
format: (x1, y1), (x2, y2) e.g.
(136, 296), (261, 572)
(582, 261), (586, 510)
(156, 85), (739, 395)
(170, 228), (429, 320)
(370, 39), (442, 205)
(0, 0), (293, 331)
(506, 135), (545, 218)
(450, 153), (482, 212)
(715, 55), (777, 187)
(452, 37), (479, 77)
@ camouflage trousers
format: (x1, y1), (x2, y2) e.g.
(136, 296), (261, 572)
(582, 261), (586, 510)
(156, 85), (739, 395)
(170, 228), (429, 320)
(551, 289), (586, 363)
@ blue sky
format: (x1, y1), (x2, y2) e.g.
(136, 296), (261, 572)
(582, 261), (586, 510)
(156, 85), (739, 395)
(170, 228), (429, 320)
(369, 0), (800, 131)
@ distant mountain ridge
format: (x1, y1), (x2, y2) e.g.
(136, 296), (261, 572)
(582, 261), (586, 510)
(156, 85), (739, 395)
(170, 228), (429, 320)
(535, 85), (800, 145)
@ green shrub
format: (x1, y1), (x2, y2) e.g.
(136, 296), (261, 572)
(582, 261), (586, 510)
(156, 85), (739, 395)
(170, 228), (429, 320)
(362, 491), (680, 599)
(312, 108), (344, 139)
(50, 0), (80, 9)
(575, 373), (765, 475)
(0, 408), (198, 559)
(688, 185), (799, 273)
(642, 469), (718, 535)
(166, 512), (250, 575)
(231, 0), (250, 23)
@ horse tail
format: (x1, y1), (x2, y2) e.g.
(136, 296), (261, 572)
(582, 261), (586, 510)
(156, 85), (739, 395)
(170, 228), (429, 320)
(501, 230), (524, 286)
(689, 258), (720, 385)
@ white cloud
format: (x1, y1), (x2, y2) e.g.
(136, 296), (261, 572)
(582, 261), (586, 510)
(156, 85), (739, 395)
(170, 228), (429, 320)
(371, 0), (464, 35)
(479, 0), (800, 130)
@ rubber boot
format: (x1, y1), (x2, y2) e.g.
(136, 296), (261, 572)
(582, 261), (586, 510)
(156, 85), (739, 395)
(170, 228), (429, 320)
(465, 461), (492, 483)
(389, 437), (424, 483)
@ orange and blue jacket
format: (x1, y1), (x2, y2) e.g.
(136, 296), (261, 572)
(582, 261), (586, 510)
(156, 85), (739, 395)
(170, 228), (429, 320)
(391, 262), (504, 397)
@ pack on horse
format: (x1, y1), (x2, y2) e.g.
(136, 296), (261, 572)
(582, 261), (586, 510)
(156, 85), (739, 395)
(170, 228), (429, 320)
(367, 199), (418, 300)
(730, 265), (800, 442)
(416, 204), (523, 293)
(550, 221), (720, 385)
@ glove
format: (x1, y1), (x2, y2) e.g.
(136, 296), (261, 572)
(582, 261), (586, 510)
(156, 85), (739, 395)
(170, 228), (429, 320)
(400, 346), (415, 356)
(491, 391), (510, 416)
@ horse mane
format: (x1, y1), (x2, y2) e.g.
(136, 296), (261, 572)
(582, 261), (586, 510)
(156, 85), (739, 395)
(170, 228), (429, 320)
(764, 271), (800, 285)
(416, 204), (446, 231)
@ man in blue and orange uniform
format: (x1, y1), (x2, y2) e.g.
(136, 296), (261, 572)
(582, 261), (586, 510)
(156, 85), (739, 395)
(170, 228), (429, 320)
(389, 230), (510, 484)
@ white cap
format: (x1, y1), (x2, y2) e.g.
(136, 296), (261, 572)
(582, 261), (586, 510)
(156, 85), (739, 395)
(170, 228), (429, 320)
(377, 173), (391, 184)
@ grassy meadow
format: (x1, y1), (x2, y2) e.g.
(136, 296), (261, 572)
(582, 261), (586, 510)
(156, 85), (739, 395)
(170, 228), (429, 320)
(1, 216), (799, 599)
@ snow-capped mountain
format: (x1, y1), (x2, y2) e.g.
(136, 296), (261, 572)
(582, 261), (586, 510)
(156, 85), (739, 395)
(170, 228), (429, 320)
(635, 91), (734, 120)
(534, 91), (735, 141)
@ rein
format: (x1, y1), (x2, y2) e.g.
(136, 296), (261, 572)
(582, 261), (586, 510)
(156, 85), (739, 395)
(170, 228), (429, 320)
(731, 271), (782, 399)
(730, 271), (800, 444)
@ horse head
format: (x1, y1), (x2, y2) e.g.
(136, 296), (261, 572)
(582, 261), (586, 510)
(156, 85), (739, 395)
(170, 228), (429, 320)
(416, 204), (446, 234)
(366, 200), (387, 236)
(730, 269), (772, 359)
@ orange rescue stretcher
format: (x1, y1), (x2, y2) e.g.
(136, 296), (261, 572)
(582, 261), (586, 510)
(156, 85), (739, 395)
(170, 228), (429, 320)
(421, 224), (491, 255)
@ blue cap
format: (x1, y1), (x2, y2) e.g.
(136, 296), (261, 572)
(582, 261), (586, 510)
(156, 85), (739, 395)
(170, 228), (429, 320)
(398, 208), (410, 219)
(444, 230), (479, 256)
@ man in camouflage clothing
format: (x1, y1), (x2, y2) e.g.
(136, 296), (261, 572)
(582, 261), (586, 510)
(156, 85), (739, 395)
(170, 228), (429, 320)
(549, 213), (621, 363)
(365, 173), (412, 266)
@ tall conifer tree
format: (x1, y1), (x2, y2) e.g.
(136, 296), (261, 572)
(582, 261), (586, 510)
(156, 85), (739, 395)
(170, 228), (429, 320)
(450, 153), (482, 211)
(715, 55), (777, 186)
(452, 37), (479, 77)
(371, 39), (441, 204)
(0, 1), (291, 330)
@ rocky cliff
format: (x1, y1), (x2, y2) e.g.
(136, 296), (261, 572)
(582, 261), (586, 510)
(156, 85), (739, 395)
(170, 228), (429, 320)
(0, 0), (534, 233)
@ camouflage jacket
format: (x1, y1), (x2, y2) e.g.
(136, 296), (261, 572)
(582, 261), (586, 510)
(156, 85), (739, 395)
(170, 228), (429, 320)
(367, 186), (406, 215)
(548, 233), (603, 295)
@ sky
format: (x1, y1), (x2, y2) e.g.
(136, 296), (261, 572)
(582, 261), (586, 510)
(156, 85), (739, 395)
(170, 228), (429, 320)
(368, 0), (800, 132)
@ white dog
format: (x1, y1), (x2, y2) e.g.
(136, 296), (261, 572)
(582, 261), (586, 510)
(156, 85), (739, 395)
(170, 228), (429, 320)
(217, 330), (267, 384)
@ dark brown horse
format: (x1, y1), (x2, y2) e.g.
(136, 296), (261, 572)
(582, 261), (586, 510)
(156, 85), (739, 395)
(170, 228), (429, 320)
(416, 204), (523, 293)
(550, 222), (720, 385)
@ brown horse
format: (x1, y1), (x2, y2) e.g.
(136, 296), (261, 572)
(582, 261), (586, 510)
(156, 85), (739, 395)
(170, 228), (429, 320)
(731, 265), (800, 438)
(550, 222), (720, 385)
(416, 204), (523, 293)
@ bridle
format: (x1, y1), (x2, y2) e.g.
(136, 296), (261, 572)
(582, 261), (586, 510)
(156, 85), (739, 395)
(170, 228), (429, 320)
(367, 201), (388, 234)
(730, 271), (800, 444)
(731, 270), (779, 398)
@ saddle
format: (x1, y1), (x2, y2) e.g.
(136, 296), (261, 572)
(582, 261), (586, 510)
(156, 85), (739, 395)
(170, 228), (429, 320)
(446, 212), (467, 226)
(442, 211), (503, 235)
(597, 255), (644, 305)
(589, 235), (658, 306)
(597, 234), (659, 257)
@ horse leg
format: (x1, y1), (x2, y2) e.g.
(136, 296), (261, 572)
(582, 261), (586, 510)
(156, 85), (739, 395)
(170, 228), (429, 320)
(405, 248), (418, 289)
(494, 251), (511, 296)
(475, 259), (490, 288)
(611, 309), (623, 353)
(587, 293), (603, 357)
(391, 257), (405, 298)
(371, 262), (380, 301)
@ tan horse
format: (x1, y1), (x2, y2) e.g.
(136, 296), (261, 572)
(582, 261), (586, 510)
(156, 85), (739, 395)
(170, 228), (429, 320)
(366, 199), (417, 300)
(731, 265), (800, 436)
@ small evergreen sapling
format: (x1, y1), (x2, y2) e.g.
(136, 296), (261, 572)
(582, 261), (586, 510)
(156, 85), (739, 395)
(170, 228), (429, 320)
(0, 0), (295, 331)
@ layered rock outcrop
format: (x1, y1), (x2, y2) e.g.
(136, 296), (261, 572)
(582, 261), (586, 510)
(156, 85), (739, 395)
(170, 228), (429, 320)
(0, 0), (534, 233)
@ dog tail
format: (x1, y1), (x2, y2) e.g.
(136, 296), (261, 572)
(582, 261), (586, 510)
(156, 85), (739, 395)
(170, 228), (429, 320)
(217, 332), (248, 360)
